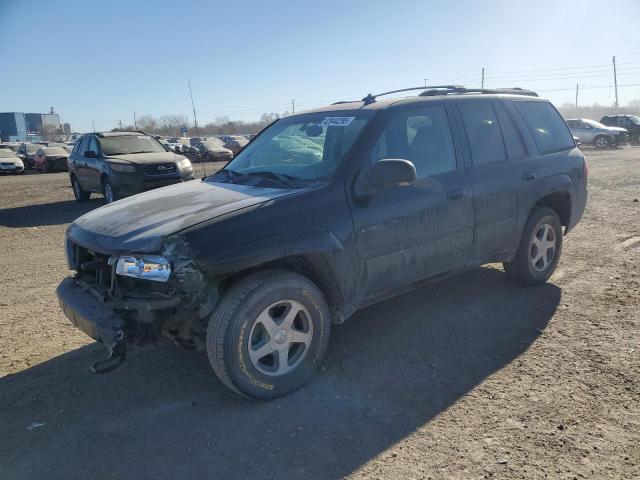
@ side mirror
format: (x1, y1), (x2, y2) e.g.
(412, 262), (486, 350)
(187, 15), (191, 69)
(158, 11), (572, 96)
(369, 159), (416, 188)
(84, 150), (97, 158)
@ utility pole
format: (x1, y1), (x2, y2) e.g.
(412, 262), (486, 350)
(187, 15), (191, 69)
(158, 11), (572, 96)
(575, 83), (579, 109)
(118, 120), (123, 131)
(424, 78), (428, 89)
(134, 112), (137, 130)
(91, 118), (95, 133)
(188, 81), (206, 178)
(481, 68), (485, 89)
(291, 99), (295, 113)
(612, 56), (619, 108)
(188, 81), (200, 138)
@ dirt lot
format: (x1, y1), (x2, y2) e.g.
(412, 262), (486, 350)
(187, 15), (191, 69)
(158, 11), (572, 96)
(0, 150), (638, 479)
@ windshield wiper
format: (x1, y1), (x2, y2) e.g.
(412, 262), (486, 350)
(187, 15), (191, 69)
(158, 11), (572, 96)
(244, 171), (296, 188)
(211, 168), (241, 183)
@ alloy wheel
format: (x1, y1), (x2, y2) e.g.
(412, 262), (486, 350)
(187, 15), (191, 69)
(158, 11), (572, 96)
(247, 300), (313, 376)
(530, 223), (556, 272)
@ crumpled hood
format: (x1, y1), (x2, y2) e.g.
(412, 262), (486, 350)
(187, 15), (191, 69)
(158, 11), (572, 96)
(105, 151), (184, 165)
(68, 180), (296, 253)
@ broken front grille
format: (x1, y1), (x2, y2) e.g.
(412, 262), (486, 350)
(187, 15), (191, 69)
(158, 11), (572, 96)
(69, 241), (114, 300)
(142, 163), (177, 176)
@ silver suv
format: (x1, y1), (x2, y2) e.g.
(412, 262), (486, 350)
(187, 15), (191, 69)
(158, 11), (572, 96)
(566, 118), (627, 148)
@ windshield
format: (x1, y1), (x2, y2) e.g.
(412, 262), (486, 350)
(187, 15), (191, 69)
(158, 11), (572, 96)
(212, 111), (372, 183)
(629, 115), (640, 125)
(584, 119), (606, 129)
(99, 135), (166, 155)
(43, 147), (68, 156)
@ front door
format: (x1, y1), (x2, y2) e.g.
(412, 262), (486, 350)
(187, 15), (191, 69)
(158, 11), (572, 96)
(84, 136), (103, 191)
(350, 103), (474, 300)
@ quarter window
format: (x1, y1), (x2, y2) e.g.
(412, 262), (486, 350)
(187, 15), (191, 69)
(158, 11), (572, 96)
(513, 101), (575, 154)
(459, 102), (507, 165)
(494, 102), (527, 159)
(370, 105), (457, 177)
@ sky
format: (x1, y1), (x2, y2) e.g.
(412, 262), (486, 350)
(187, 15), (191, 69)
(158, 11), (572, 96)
(1, 0), (640, 132)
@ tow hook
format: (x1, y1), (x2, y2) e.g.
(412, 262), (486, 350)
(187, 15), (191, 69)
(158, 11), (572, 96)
(90, 329), (127, 374)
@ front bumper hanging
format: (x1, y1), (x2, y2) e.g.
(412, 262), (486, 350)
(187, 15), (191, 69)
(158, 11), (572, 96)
(56, 277), (127, 373)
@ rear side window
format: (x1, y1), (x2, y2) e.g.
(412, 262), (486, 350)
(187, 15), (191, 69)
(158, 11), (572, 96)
(513, 101), (574, 154)
(494, 102), (527, 159)
(459, 102), (506, 165)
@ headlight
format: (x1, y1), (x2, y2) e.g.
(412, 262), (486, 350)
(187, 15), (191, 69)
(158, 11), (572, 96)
(179, 158), (192, 169)
(115, 255), (171, 282)
(109, 163), (136, 173)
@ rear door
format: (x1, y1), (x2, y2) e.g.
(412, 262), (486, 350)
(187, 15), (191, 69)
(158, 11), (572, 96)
(350, 103), (474, 299)
(457, 99), (538, 262)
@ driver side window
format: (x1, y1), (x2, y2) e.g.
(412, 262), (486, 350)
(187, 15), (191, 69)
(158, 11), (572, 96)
(370, 106), (457, 178)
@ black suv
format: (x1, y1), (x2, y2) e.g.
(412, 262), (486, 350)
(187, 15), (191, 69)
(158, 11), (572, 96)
(57, 86), (587, 399)
(68, 132), (195, 203)
(600, 114), (640, 144)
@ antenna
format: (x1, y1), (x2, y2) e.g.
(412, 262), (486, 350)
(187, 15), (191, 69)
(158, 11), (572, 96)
(188, 81), (206, 179)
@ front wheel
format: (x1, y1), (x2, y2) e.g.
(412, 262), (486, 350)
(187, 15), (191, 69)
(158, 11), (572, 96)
(206, 270), (331, 400)
(102, 177), (117, 203)
(503, 207), (563, 286)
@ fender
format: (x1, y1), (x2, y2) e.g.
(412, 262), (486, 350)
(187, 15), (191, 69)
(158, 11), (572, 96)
(517, 173), (575, 243)
(191, 226), (358, 319)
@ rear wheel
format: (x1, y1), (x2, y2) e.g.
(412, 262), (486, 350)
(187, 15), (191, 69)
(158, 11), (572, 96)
(594, 135), (610, 149)
(102, 177), (117, 203)
(503, 207), (563, 286)
(206, 270), (331, 400)
(71, 175), (91, 202)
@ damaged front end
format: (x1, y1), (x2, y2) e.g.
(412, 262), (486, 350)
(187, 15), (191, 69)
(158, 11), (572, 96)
(56, 234), (217, 373)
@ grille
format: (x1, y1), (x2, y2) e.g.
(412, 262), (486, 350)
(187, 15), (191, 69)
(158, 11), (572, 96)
(69, 240), (114, 297)
(142, 163), (177, 176)
(1, 162), (13, 166)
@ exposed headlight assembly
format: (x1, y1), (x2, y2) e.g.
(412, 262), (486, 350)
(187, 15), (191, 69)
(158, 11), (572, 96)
(109, 162), (136, 173)
(115, 255), (171, 282)
(178, 158), (192, 169)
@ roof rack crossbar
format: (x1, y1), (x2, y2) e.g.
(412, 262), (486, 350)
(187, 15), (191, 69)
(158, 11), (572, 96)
(362, 85), (463, 105)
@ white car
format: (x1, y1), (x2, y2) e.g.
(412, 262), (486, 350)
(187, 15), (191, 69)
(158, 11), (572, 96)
(0, 149), (25, 174)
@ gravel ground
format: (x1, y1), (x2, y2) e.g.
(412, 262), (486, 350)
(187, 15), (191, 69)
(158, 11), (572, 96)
(0, 150), (638, 479)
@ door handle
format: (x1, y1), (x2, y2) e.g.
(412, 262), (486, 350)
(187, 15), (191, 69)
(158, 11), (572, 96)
(447, 189), (466, 201)
(523, 172), (537, 181)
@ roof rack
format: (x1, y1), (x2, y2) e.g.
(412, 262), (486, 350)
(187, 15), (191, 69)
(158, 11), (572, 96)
(419, 86), (538, 97)
(355, 85), (538, 105)
(361, 86), (463, 105)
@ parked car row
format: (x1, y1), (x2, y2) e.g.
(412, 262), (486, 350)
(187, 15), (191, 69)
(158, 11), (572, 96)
(566, 114), (640, 148)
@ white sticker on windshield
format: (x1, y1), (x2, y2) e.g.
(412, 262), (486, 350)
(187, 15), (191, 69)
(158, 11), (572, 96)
(320, 116), (355, 127)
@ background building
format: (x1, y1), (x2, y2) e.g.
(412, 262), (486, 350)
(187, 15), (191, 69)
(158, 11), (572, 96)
(0, 112), (28, 142)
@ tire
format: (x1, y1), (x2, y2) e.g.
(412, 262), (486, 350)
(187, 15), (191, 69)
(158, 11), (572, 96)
(102, 177), (117, 203)
(71, 175), (91, 202)
(206, 270), (331, 400)
(594, 135), (610, 149)
(503, 207), (563, 286)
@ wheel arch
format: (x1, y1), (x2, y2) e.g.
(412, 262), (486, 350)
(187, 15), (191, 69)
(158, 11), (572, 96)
(198, 227), (353, 323)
